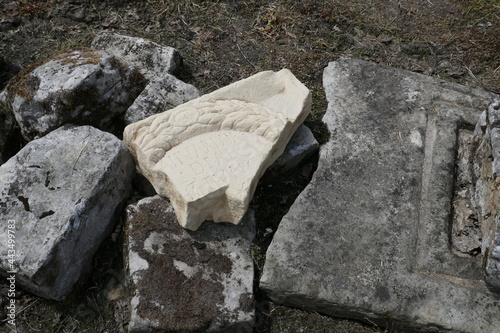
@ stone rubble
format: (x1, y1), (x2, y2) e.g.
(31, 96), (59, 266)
(0, 125), (134, 300)
(5, 31), (500, 332)
(0, 32), (319, 331)
(90, 33), (201, 127)
(124, 69), (312, 230)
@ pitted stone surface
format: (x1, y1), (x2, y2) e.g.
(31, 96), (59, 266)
(124, 69), (311, 230)
(0, 125), (134, 300)
(260, 58), (500, 332)
(469, 97), (500, 288)
(1, 48), (146, 140)
(124, 73), (200, 125)
(91, 33), (182, 80)
(126, 196), (255, 332)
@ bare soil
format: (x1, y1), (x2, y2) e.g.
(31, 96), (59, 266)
(0, 0), (499, 332)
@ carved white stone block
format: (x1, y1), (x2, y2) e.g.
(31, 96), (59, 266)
(124, 69), (311, 230)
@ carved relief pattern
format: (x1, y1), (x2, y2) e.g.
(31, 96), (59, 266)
(124, 69), (311, 230)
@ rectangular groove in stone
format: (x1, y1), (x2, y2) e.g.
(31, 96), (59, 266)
(413, 111), (483, 281)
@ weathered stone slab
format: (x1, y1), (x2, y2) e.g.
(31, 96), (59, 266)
(1, 48), (146, 140)
(260, 58), (500, 332)
(126, 196), (255, 332)
(91, 33), (182, 80)
(124, 73), (200, 125)
(0, 125), (134, 300)
(124, 69), (311, 230)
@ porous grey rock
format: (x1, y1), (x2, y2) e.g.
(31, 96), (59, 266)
(124, 69), (311, 231)
(124, 73), (200, 125)
(260, 58), (500, 332)
(126, 196), (255, 333)
(0, 125), (135, 300)
(91, 33), (182, 80)
(1, 48), (146, 140)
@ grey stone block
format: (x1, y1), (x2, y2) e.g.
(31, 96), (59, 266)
(1, 48), (146, 141)
(0, 125), (134, 300)
(126, 196), (255, 333)
(91, 33), (182, 80)
(260, 58), (500, 332)
(124, 73), (200, 125)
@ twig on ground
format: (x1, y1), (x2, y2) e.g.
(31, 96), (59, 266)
(236, 42), (257, 70)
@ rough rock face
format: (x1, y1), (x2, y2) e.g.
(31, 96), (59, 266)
(126, 196), (255, 332)
(1, 48), (146, 140)
(467, 97), (500, 288)
(124, 73), (200, 125)
(124, 69), (311, 230)
(260, 58), (500, 332)
(0, 125), (135, 300)
(91, 33), (182, 80)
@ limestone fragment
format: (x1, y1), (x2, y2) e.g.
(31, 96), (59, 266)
(126, 196), (255, 332)
(91, 33), (200, 125)
(91, 32), (182, 80)
(0, 125), (134, 300)
(1, 48), (146, 140)
(124, 69), (311, 230)
(124, 73), (200, 125)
